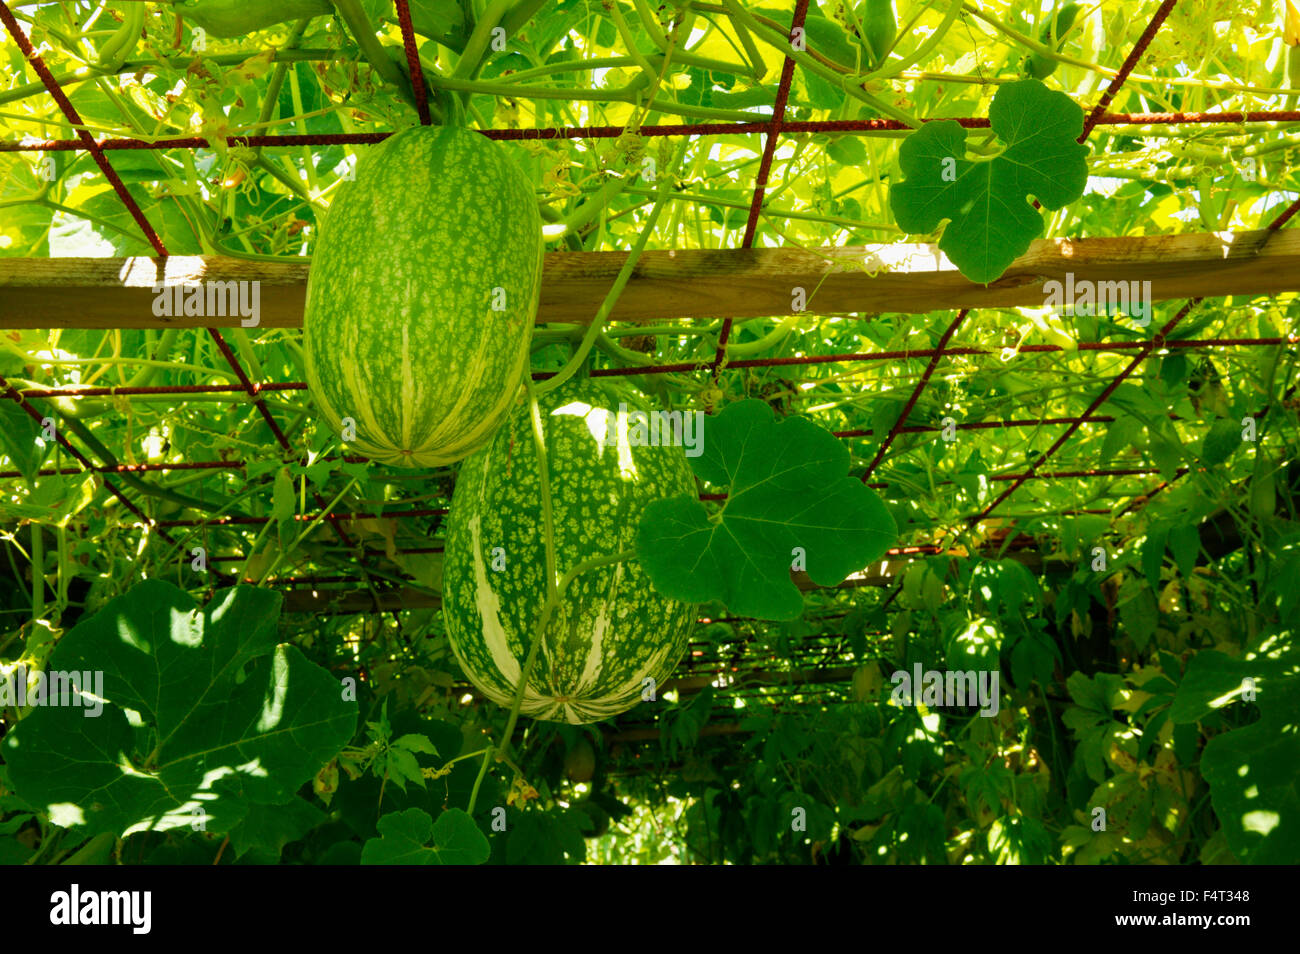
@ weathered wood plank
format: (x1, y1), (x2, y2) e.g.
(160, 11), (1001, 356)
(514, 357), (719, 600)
(2, 229), (1295, 329)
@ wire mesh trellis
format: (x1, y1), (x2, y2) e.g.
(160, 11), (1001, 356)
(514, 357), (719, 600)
(1, 0), (1298, 662)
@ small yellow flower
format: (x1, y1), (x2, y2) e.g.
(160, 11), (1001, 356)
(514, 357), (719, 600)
(506, 776), (539, 807)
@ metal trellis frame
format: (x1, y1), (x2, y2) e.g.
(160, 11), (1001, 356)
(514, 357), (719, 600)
(1, 0), (1297, 637)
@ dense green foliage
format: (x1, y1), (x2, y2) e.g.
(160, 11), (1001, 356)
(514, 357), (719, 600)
(174, 0), (335, 39)
(0, 0), (1297, 865)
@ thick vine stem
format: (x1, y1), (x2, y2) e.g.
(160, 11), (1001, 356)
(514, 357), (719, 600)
(501, 0), (549, 38)
(52, 415), (249, 517)
(501, 545), (638, 744)
(466, 379), (638, 815)
(534, 140), (682, 397)
(560, 170), (638, 236)
(864, 0), (964, 82)
(96, 2), (145, 73)
(328, 0), (418, 108)
(30, 523), (44, 621)
(725, 313), (803, 357)
(251, 476), (359, 583)
(703, 1), (921, 128)
(465, 548), (635, 814)
(721, 0), (767, 80)
(418, 70), (761, 121)
(959, 3), (1110, 77)
(525, 381), (561, 595)
(605, 0), (660, 78)
(453, 0), (512, 81)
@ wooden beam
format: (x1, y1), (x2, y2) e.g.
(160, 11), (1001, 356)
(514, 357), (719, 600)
(3, 230), (1296, 329)
(281, 586), (438, 614)
(605, 722), (750, 744)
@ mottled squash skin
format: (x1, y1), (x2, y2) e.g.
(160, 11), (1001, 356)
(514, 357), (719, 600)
(305, 126), (542, 467)
(443, 380), (696, 724)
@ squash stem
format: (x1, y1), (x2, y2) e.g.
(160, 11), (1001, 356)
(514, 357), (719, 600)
(486, 548), (637, 778)
(329, 0), (418, 108)
(466, 382), (637, 814)
(30, 523), (44, 621)
(533, 142), (681, 396)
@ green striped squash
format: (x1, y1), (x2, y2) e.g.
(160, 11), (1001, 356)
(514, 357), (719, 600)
(443, 379), (697, 724)
(304, 125), (542, 468)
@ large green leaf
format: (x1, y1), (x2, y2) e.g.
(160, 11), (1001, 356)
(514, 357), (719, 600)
(229, 797), (326, 864)
(75, 184), (203, 256)
(889, 79), (1089, 283)
(0, 397), (47, 484)
(1171, 632), (1300, 863)
(360, 808), (490, 865)
(0, 154), (54, 256)
(1201, 417), (1244, 465)
(636, 399), (897, 620)
(0, 472), (97, 525)
(505, 808), (587, 865)
(3, 580), (356, 838)
(174, 0), (332, 37)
